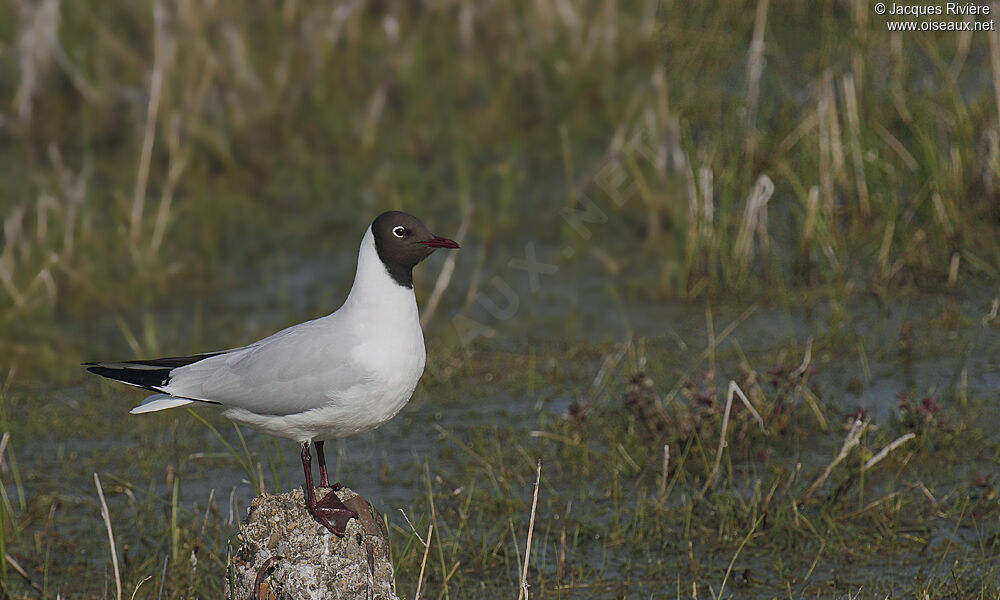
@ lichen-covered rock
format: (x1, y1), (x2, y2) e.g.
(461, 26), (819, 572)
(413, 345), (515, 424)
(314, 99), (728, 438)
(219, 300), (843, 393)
(227, 487), (399, 600)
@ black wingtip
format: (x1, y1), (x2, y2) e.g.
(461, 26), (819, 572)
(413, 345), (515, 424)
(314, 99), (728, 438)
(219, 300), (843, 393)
(83, 352), (227, 391)
(85, 365), (166, 392)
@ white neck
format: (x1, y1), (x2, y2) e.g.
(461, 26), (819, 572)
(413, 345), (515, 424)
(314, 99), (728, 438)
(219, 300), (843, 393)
(342, 226), (417, 315)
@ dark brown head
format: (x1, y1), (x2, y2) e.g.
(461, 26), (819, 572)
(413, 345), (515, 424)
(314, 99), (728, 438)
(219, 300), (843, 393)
(371, 211), (459, 288)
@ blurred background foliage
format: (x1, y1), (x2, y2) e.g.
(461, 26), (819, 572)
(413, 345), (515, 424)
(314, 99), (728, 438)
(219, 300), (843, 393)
(1, 0), (998, 369)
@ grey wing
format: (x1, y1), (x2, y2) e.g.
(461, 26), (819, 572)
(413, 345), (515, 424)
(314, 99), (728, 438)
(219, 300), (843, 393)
(161, 317), (370, 416)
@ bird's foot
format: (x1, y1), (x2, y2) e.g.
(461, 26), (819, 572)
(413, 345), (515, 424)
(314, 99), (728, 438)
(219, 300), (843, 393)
(309, 505), (356, 536)
(307, 489), (358, 536)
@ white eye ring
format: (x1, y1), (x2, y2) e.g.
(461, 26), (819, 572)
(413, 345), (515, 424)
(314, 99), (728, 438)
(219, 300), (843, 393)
(392, 226), (406, 238)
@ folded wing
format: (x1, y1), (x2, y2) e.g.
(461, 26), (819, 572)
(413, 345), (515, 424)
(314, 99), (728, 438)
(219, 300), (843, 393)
(86, 314), (367, 417)
(158, 316), (369, 416)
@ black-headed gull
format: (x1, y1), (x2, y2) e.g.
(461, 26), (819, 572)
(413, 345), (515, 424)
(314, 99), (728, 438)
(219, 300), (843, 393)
(85, 211), (459, 535)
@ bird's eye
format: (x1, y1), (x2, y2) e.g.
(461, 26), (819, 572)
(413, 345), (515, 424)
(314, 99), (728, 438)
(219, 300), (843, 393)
(392, 226), (407, 238)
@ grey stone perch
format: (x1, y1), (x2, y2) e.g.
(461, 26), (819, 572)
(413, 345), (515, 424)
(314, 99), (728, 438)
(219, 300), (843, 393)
(227, 487), (399, 600)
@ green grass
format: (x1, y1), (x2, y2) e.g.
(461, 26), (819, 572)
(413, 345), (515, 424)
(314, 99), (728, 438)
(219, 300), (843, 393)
(1, 0), (999, 597)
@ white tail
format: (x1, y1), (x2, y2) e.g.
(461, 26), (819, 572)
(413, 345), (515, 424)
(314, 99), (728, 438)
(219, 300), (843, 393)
(130, 394), (194, 414)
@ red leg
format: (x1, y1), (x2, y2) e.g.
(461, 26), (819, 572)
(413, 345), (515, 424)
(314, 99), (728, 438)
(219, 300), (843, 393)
(314, 440), (344, 490)
(315, 440), (330, 488)
(300, 442), (357, 536)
